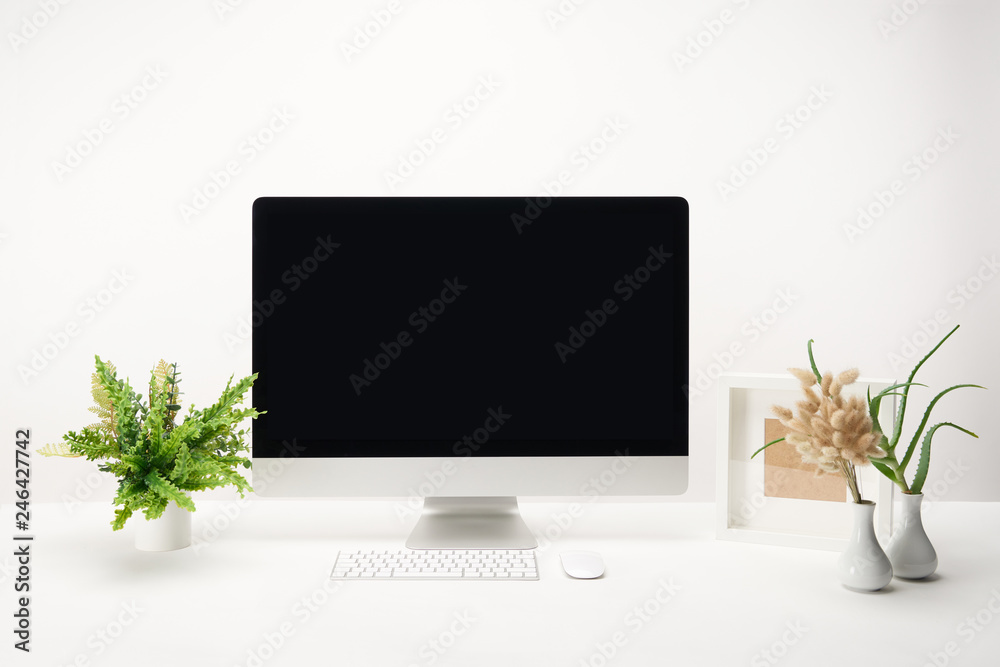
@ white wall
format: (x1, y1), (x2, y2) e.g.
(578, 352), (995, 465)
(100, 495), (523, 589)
(2, 0), (997, 506)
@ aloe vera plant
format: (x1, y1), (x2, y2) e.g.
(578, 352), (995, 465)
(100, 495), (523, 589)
(867, 325), (984, 495)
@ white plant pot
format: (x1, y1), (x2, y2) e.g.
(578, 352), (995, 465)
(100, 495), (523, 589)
(885, 493), (937, 579)
(836, 501), (893, 591)
(135, 501), (192, 552)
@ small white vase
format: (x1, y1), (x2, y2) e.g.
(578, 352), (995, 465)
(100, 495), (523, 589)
(837, 501), (893, 591)
(135, 501), (192, 552)
(885, 493), (937, 579)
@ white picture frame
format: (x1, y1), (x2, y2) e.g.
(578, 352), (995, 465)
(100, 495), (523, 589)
(716, 372), (896, 551)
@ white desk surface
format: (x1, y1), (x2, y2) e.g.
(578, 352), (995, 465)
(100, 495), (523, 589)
(6, 500), (1000, 667)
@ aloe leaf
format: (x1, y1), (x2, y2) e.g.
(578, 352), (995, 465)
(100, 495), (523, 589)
(870, 382), (927, 400)
(751, 437), (785, 459)
(868, 382), (922, 454)
(870, 459), (896, 480)
(910, 422), (979, 495)
(806, 340), (821, 384)
(899, 384), (985, 472)
(888, 325), (960, 452)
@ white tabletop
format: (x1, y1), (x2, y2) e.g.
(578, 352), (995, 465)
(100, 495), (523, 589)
(7, 500), (1000, 666)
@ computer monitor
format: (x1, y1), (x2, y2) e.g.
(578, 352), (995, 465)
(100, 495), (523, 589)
(252, 196), (688, 548)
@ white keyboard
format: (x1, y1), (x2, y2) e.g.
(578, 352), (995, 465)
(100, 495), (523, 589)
(331, 549), (539, 580)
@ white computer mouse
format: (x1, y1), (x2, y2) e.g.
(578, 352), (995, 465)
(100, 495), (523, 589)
(560, 551), (605, 579)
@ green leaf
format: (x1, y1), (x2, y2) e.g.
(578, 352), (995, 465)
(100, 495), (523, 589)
(806, 339), (821, 384)
(910, 422), (979, 495)
(870, 459), (895, 480)
(200, 373), (256, 424)
(144, 471), (196, 512)
(64, 427), (117, 460)
(868, 382), (925, 455)
(36, 442), (83, 458)
(888, 325), (961, 453)
(94, 356), (139, 456)
(751, 437), (785, 459)
(899, 384), (985, 473)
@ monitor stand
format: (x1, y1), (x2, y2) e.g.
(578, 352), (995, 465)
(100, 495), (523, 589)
(405, 497), (538, 550)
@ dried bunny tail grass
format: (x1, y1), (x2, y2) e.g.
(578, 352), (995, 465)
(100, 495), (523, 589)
(788, 368), (817, 387)
(798, 387), (820, 412)
(815, 461), (840, 476)
(829, 379), (844, 397)
(771, 405), (793, 420)
(785, 432), (810, 446)
(820, 372), (833, 397)
(840, 409), (861, 433)
(858, 432), (885, 458)
(809, 415), (834, 439)
(784, 418), (812, 433)
(837, 369), (860, 386)
(794, 400), (818, 417)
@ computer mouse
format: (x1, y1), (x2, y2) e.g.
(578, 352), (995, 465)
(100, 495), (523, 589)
(560, 551), (605, 579)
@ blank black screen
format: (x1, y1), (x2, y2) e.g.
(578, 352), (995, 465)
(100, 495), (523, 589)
(252, 197), (688, 458)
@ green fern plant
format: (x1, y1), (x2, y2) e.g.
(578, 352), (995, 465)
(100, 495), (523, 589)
(867, 325), (985, 495)
(40, 355), (261, 530)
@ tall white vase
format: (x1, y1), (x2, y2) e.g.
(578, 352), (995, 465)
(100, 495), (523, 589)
(836, 501), (893, 591)
(135, 501), (192, 552)
(885, 493), (937, 579)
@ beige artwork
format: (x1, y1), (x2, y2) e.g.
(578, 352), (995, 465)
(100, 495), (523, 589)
(763, 418), (846, 502)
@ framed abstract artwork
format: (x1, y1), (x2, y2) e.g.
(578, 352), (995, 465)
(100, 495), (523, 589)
(716, 373), (895, 550)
